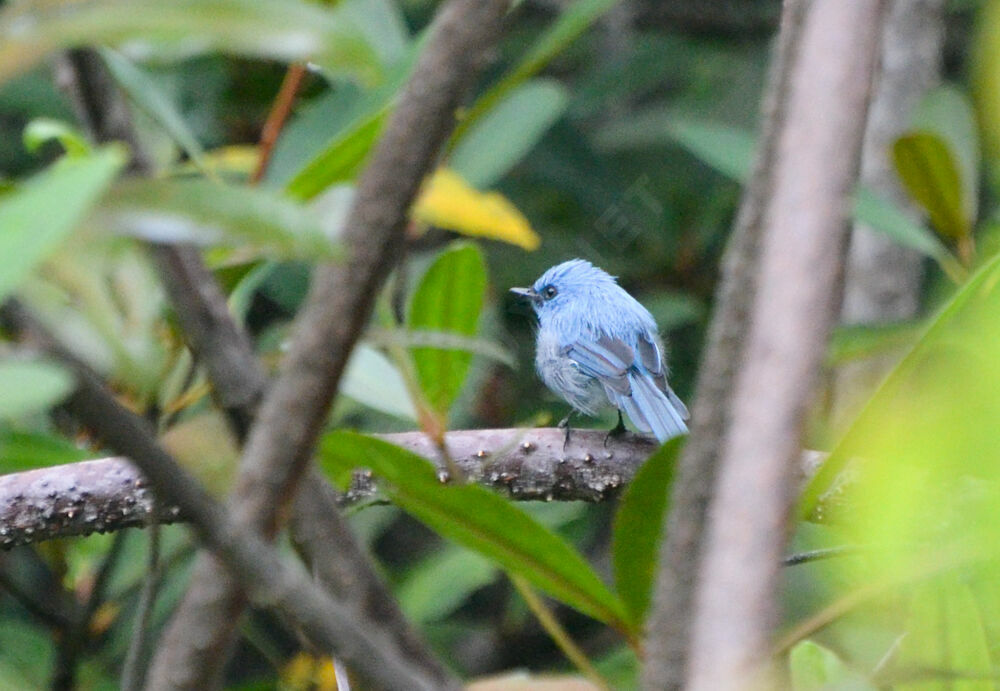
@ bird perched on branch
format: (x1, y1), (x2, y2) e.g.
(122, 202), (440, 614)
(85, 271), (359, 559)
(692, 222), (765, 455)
(511, 259), (689, 444)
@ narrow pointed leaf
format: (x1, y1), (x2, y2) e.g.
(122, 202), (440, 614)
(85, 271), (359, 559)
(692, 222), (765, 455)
(612, 438), (682, 626)
(318, 431), (631, 631)
(892, 131), (969, 241)
(0, 145), (126, 301)
(406, 242), (487, 416)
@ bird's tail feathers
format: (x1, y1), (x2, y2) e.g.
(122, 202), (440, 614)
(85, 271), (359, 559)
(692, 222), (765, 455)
(624, 373), (688, 442)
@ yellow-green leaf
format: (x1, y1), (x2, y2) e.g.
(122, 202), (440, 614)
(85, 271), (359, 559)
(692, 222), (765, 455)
(412, 168), (540, 250)
(892, 131), (969, 241)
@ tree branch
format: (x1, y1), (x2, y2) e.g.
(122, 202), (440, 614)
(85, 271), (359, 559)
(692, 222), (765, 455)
(686, 2), (885, 688)
(1, 428), (656, 549)
(642, 3), (807, 687)
(0, 300), (464, 690)
(146, 0), (509, 687)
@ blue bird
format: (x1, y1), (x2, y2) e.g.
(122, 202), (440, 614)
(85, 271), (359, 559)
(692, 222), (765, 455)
(511, 259), (689, 443)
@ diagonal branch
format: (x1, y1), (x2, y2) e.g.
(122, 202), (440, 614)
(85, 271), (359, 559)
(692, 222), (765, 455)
(146, 0), (510, 688)
(0, 299), (453, 690)
(641, 3), (807, 687)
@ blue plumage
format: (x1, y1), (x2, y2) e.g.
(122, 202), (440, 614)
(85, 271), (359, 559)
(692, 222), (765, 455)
(511, 259), (689, 442)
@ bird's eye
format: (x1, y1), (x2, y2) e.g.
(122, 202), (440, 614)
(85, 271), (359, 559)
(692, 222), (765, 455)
(543, 285), (558, 300)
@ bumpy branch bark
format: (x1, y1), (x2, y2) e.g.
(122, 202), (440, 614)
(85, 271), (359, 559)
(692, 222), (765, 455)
(686, 2), (885, 689)
(641, 4), (806, 688)
(0, 428), (656, 549)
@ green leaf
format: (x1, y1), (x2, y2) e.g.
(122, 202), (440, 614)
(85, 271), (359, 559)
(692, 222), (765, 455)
(452, 0), (621, 142)
(0, 145), (126, 302)
(0, 0), (382, 87)
(799, 249), (1000, 519)
(92, 178), (338, 260)
(789, 640), (875, 691)
(318, 431), (631, 630)
(0, 429), (91, 473)
(98, 47), (207, 171)
(595, 113), (755, 182)
(406, 242), (487, 416)
(340, 344), (418, 421)
(284, 107), (388, 201)
(853, 186), (952, 260)
(612, 439), (681, 626)
(892, 131), (970, 241)
(397, 547), (498, 624)
(911, 85), (980, 229)
(0, 360), (74, 420)
(450, 79), (568, 188)
(22, 118), (89, 157)
(367, 327), (515, 369)
(827, 321), (924, 366)
(896, 577), (993, 691)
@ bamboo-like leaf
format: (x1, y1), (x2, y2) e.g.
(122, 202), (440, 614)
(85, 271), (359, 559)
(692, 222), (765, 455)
(98, 47), (208, 170)
(406, 242), (488, 416)
(0, 0), (382, 87)
(611, 439), (682, 626)
(318, 431), (632, 631)
(789, 640), (875, 691)
(0, 145), (126, 302)
(896, 577), (993, 691)
(0, 360), (74, 420)
(92, 178), (338, 259)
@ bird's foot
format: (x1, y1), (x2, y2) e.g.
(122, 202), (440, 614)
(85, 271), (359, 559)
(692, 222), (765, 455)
(557, 414), (573, 451)
(604, 411), (627, 447)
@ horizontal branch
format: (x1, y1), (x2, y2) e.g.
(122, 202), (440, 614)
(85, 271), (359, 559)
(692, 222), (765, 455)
(1, 428), (657, 549)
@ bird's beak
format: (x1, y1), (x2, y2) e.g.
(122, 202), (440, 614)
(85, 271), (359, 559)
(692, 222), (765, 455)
(509, 286), (537, 300)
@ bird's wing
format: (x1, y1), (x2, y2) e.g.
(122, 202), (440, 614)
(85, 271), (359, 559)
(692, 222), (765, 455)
(564, 334), (633, 395)
(566, 333), (688, 440)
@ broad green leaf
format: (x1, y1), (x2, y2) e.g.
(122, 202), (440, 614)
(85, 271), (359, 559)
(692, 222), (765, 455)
(92, 178), (338, 259)
(412, 169), (540, 250)
(799, 245), (1000, 519)
(318, 431), (631, 630)
(0, 360), (74, 420)
(98, 47), (207, 170)
(285, 107), (388, 201)
(896, 577), (992, 691)
(595, 113), (755, 182)
(612, 439), (682, 626)
(406, 242), (488, 415)
(852, 186), (952, 261)
(22, 118), (89, 157)
(450, 79), (569, 188)
(340, 344), (418, 421)
(0, 145), (126, 302)
(397, 547), (497, 624)
(892, 131), (970, 241)
(911, 85), (980, 229)
(827, 321), (924, 366)
(0, 429), (90, 473)
(452, 0), (621, 142)
(0, 0), (382, 87)
(789, 640), (875, 691)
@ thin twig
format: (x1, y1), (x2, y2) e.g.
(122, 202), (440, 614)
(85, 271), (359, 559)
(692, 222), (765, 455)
(120, 516), (161, 691)
(250, 63), (308, 184)
(509, 573), (610, 691)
